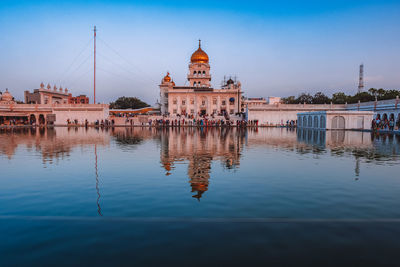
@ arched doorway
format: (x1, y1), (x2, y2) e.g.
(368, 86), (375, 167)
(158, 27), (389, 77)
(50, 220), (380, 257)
(200, 97), (207, 116)
(320, 116), (326, 129)
(303, 116), (307, 127)
(30, 114), (36, 125)
(314, 116), (319, 128)
(308, 116), (312, 127)
(382, 113), (388, 121)
(332, 116), (345, 129)
(38, 114), (45, 125)
(376, 114), (381, 120)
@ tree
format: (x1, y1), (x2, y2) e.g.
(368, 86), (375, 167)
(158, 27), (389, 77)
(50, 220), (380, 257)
(382, 89), (400, 100)
(377, 88), (385, 99)
(368, 88), (378, 98)
(281, 96), (297, 104)
(312, 92), (331, 104)
(282, 88), (400, 105)
(109, 97), (150, 109)
(297, 93), (313, 104)
(332, 92), (348, 104)
(350, 92), (374, 103)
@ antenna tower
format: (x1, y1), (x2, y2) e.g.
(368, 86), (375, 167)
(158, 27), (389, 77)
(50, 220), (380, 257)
(358, 63), (364, 93)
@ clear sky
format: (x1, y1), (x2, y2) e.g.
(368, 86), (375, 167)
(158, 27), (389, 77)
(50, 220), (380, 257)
(0, 0), (399, 104)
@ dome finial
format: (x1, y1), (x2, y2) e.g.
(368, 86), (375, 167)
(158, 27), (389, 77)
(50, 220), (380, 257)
(163, 72), (171, 83)
(191, 40), (209, 63)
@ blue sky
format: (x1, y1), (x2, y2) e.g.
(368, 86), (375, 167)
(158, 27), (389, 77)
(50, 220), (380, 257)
(0, 0), (399, 104)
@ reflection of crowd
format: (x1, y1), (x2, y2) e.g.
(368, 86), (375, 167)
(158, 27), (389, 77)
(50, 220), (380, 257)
(286, 120), (297, 128)
(371, 117), (399, 131)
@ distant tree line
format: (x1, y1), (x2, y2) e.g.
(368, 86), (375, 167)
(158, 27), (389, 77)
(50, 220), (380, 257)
(281, 88), (400, 104)
(109, 97), (150, 109)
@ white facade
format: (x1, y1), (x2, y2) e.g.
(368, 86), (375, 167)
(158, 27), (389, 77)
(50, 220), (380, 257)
(297, 111), (373, 130)
(159, 42), (242, 116)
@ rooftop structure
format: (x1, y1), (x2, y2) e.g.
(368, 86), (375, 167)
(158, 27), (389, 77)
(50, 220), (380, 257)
(24, 83), (90, 105)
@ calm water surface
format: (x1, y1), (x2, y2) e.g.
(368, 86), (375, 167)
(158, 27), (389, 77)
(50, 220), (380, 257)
(1, 127), (400, 266)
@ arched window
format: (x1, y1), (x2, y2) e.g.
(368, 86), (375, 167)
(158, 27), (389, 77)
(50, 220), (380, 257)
(314, 116), (319, 128)
(308, 116), (312, 127)
(303, 116), (307, 127)
(193, 82), (197, 86)
(320, 116), (326, 129)
(203, 71), (206, 76)
(298, 116), (302, 127)
(193, 71), (197, 75)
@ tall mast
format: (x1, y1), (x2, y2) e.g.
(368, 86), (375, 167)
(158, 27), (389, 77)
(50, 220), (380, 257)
(358, 63), (364, 94)
(93, 26), (97, 104)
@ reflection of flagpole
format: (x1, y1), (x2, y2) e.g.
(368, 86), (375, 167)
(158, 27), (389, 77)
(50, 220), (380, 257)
(355, 157), (360, 178)
(95, 144), (102, 216)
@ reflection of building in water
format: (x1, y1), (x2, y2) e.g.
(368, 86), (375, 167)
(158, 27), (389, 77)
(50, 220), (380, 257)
(110, 127), (160, 146)
(297, 128), (400, 176)
(188, 155), (212, 200)
(160, 128), (244, 200)
(0, 127), (109, 162)
(296, 128), (374, 149)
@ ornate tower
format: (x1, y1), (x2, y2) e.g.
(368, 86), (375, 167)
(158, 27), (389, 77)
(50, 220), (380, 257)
(187, 40), (211, 88)
(159, 72), (174, 115)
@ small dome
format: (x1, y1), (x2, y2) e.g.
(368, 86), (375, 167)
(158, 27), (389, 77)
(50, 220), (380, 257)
(227, 78), (234, 85)
(171, 80), (175, 86)
(190, 40), (209, 64)
(163, 72), (171, 82)
(1, 89), (13, 102)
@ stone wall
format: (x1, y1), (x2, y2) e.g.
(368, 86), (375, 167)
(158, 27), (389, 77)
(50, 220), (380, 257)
(51, 104), (109, 125)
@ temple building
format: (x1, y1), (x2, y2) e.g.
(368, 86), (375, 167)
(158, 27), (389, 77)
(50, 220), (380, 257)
(159, 41), (242, 116)
(1, 85), (108, 126)
(24, 83), (89, 105)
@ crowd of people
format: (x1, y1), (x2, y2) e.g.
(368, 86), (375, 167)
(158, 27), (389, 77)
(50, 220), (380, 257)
(147, 118), (250, 127)
(371, 117), (400, 131)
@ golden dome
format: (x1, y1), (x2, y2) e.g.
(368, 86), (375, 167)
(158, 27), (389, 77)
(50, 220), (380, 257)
(163, 72), (171, 82)
(191, 40), (209, 63)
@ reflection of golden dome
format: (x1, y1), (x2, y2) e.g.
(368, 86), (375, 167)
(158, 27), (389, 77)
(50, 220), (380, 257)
(163, 72), (171, 82)
(191, 40), (209, 63)
(1, 89), (13, 102)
